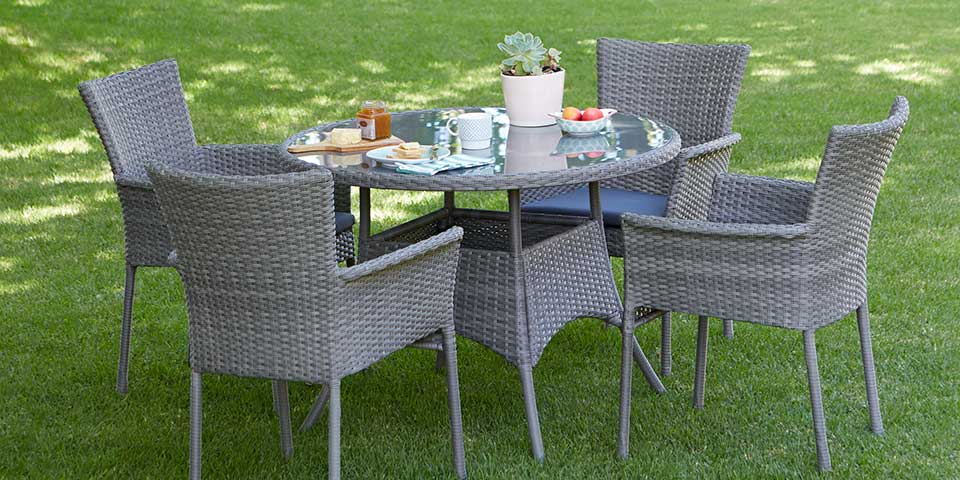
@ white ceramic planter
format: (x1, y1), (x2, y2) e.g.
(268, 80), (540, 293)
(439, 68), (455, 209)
(500, 69), (565, 127)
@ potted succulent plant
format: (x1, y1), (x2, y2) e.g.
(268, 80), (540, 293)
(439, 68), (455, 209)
(499, 32), (564, 127)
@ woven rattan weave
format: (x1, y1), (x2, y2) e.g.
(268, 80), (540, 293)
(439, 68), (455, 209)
(147, 164), (466, 480)
(78, 59), (356, 394)
(523, 40), (751, 378)
(617, 97), (909, 471)
(284, 109), (680, 461)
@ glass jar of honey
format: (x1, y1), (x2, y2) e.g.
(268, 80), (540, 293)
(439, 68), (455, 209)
(357, 100), (391, 140)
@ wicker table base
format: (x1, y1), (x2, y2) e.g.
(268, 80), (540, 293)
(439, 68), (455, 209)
(367, 207), (623, 366)
(360, 185), (654, 461)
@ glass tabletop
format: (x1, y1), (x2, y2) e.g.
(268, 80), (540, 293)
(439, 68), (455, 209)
(283, 107), (679, 191)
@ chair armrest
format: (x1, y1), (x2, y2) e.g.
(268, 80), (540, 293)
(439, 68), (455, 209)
(621, 213), (815, 239)
(337, 226), (464, 282)
(677, 132), (742, 161)
(666, 133), (741, 220)
(114, 173), (153, 189)
(190, 144), (311, 176)
(708, 173), (814, 224)
(332, 227), (463, 371)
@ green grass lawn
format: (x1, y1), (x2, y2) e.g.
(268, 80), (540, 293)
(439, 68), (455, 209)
(2, 0), (959, 477)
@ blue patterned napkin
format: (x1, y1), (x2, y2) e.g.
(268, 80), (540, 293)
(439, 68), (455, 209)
(395, 154), (495, 175)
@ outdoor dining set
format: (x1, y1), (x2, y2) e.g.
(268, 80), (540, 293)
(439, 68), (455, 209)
(78, 38), (909, 479)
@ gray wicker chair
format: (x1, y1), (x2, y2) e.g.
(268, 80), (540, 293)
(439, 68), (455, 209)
(617, 97), (909, 470)
(78, 59), (356, 394)
(521, 39), (750, 376)
(146, 163), (466, 480)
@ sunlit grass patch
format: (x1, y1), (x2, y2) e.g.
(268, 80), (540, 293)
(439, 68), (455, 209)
(239, 3), (285, 12)
(0, 257), (15, 271)
(0, 203), (85, 225)
(855, 59), (952, 84)
(0, 132), (98, 160)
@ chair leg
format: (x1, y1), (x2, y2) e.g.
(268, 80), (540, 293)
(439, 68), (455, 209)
(632, 336), (665, 393)
(441, 329), (467, 479)
(617, 312), (634, 459)
(273, 380), (293, 461)
(722, 319), (734, 339)
(692, 316), (709, 409)
(660, 312), (672, 376)
(803, 330), (832, 471)
(857, 303), (884, 435)
(271, 381), (279, 413)
(518, 363), (545, 462)
(434, 350), (445, 373)
(117, 263), (136, 394)
(300, 385), (331, 432)
(190, 371), (202, 480)
(327, 380), (342, 480)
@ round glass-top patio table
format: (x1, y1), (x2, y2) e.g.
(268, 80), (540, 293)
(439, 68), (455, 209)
(282, 107), (680, 191)
(282, 107), (680, 462)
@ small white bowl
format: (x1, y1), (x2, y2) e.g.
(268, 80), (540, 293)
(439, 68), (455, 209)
(547, 109), (617, 136)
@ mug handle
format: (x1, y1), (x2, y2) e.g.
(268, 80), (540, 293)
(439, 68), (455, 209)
(446, 118), (459, 136)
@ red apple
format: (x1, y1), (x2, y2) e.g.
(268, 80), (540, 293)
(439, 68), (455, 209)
(580, 108), (604, 121)
(561, 107), (582, 121)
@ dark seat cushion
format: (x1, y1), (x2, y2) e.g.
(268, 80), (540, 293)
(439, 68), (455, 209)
(522, 187), (668, 227)
(335, 212), (355, 233)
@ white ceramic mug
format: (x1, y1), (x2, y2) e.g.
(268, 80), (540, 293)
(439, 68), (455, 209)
(446, 112), (493, 150)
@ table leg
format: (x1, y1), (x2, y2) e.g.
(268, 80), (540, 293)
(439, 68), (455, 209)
(589, 181), (612, 332)
(509, 189), (545, 462)
(359, 187), (371, 262)
(441, 191), (456, 230)
(591, 182), (663, 391)
(433, 191), (457, 370)
(588, 181), (602, 224)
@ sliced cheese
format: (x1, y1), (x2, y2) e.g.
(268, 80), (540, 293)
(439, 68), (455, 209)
(398, 142), (421, 151)
(329, 128), (362, 146)
(391, 149), (422, 159)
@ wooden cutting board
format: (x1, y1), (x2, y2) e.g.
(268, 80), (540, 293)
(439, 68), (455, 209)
(286, 135), (404, 154)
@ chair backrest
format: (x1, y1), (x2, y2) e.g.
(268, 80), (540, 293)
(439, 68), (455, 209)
(597, 39), (750, 146)
(807, 96), (909, 277)
(147, 164), (339, 383)
(79, 59), (196, 184)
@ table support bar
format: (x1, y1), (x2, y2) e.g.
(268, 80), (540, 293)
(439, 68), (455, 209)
(509, 189), (545, 462)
